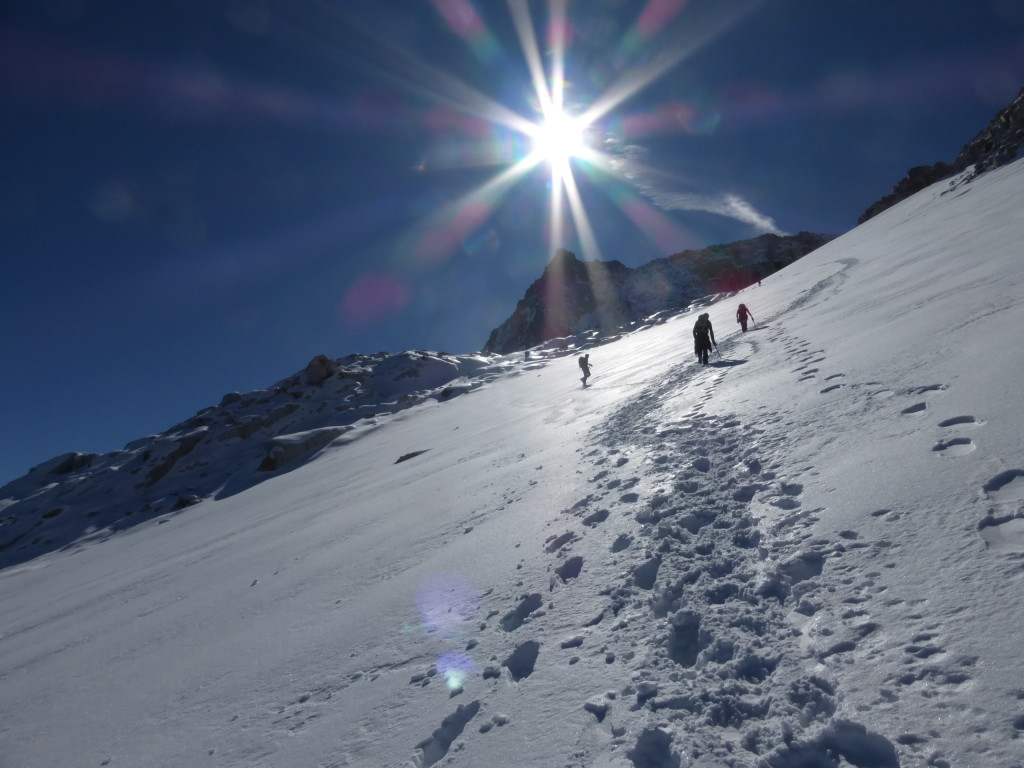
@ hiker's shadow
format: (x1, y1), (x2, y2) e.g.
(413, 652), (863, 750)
(709, 359), (747, 367)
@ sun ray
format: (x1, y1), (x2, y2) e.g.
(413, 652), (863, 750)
(546, 161), (568, 263)
(561, 164), (603, 263)
(578, 0), (758, 127)
(412, 154), (540, 265)
(296, 1), (537, 136)
(577, 163), (699, 253)
(547, 0), (569, 115)
(507, 0), (554, 117)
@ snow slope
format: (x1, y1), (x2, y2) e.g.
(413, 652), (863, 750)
(2, 159), (1024, 768)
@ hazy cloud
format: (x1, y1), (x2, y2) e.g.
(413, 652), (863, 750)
(607, 141), (785, 235)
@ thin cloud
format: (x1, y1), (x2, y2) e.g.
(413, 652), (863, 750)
(607, 141), (785, 235)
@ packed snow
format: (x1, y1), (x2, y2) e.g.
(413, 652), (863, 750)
(2, 159), (1024, 767)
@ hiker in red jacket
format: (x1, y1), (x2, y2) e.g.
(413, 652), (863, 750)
(736, 303), (755, 332)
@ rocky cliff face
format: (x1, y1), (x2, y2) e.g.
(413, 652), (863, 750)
(483, 232), (833, 354)
(859, 86), (1024, 223)
(480, 248), (633, 357)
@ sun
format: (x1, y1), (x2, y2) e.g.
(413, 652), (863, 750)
(530, 109), (586, 166)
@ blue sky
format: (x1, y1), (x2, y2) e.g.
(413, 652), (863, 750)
(2, 0), (1023, 485)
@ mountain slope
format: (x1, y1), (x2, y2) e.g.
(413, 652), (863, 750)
(0, 350), (504, 569)
(1, 159), (1023, 768)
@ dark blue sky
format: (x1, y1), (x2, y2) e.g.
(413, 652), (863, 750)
(2, 0), (1023, 484)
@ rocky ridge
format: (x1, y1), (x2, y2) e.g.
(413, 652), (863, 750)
(859, 85), (1024, 223)
(0, 351), (502, 568)
(483, 232), (833, 355)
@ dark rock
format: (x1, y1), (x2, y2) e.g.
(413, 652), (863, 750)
(303, 354), (337, 386)
(860, 86), (1024, 223)
(219, 392), (243, 406)
(483, 235), (832, 354)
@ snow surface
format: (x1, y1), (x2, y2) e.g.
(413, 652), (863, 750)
(3, 159), (1024, 767)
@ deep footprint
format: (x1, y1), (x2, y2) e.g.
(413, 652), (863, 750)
(414, 701), (481, 767)
(983, 470), (1024, 503)
(503, 640), (540, 681)
(932, 437), (975, 457)
(938, 415), (982, 427)
(500, 594), (544, 631)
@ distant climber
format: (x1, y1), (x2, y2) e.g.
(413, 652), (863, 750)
(693, 313), (717, 365)
(578, 353), (592, 385)
(736, 303), (755, 332)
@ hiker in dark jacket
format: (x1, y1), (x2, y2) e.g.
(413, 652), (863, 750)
(578, 353), (592, 385)
(736, 303), (755, 332)
(693, 313), (717, 365)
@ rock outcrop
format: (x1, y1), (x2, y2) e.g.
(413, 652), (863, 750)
(482, 248), (633, 356)
(483, 233), (833, 354)
(859, 86), (1024, 223)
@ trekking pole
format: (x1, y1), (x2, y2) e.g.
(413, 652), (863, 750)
(716, 345), (722, 360)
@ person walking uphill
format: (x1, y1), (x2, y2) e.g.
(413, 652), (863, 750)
(736, 303), (755, 332)
(578, 353), (593, 385)
(693, 313), (717, 365)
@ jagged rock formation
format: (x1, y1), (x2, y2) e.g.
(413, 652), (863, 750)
(859, 85), (1024, 223)
(481, 248), (633, 357)
(483, 232), (833, 354)
(0, 350), (507, 568)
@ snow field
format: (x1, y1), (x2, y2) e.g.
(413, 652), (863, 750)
(2, 160), (1024, 766)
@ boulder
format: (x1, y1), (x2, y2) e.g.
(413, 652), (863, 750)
(303, 355), (337, 386)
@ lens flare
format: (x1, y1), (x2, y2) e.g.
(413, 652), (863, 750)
(429, 0), (503, 64)
(341, 272), (411, 327)
(415, 573), (480, 636)
(437, 650), (476, 690)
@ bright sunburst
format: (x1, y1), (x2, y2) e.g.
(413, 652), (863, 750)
(529, 109), (587, 167)
(313, 0), (753, 273)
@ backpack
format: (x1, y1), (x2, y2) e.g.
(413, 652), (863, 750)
(578, 355), (587, 369)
